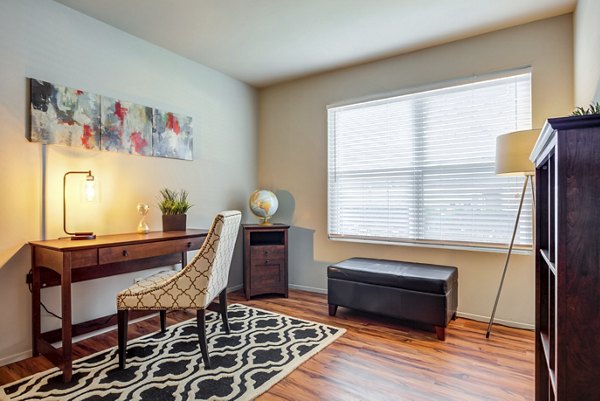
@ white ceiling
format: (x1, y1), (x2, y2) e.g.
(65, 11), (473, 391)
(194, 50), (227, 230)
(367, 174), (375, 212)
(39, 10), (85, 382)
(54, 0), (576, 88)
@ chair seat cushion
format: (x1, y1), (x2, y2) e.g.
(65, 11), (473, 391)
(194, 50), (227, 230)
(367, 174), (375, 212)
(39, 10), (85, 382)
(117, 270), (178, 310)
(327, 257), (457, 294)
(119, 270), (176, 295)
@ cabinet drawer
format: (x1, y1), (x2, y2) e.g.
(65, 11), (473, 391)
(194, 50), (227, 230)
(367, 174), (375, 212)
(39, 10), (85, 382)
(251, 256), (284, 268)
(250, 245), (285, 260)
(99, 237), (204, 264)
(251, 262), (284, 287)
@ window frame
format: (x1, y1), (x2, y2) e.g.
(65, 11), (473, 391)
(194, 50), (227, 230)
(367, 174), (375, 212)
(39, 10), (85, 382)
(326, 67), (534, 254)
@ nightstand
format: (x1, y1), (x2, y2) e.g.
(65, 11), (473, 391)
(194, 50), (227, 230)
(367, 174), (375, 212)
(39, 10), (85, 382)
(242, 224), (289, 300)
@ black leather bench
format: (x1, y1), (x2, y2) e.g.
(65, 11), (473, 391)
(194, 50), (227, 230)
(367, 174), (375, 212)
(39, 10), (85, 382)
(327, 258), (458, 340)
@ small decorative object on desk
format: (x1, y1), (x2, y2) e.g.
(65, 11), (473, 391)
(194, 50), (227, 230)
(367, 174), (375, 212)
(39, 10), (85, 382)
(158, 188), (192, 231)
(249, 189), (278, 225)
(136, 203), (149, 233)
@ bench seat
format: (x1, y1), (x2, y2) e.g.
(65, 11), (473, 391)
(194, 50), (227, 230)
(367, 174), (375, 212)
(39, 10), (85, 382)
(327, 257), (458, 340)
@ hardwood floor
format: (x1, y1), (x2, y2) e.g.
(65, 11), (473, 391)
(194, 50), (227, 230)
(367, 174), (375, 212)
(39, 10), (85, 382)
(0, 290), (534, 400)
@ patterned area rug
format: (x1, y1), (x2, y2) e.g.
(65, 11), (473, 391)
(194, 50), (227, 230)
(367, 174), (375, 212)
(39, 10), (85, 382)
(1, 304), (344, 401)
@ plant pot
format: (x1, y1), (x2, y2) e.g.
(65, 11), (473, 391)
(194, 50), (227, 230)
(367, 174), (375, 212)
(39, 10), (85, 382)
(162, 214), (187, 231)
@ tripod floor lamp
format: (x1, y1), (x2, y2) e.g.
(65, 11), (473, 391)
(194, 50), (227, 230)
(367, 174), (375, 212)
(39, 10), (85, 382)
(486, 129), (539, 338)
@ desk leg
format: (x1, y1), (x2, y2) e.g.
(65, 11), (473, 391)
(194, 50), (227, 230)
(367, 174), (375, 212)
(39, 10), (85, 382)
(31, 249), (40, 357)
(61, 259), (73, 383)
(182, 252), (187, 268)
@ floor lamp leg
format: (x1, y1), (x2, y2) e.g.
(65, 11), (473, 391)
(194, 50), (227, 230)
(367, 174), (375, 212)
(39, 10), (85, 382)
(486, 176), (530, 338)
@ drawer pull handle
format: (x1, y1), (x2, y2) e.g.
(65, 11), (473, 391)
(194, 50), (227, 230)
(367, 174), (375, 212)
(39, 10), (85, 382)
(122, 250), (129, 257)
(266, 259), (269, 264)
(187, 242), (192, 248)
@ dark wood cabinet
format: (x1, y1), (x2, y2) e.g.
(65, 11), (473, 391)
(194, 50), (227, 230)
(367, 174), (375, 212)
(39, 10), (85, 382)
(530, 114), (600, 401)
(243, 224), (289, 300)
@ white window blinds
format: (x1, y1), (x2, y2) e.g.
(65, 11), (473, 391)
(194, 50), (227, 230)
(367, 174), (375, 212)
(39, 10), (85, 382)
(327, 71), (532, 250)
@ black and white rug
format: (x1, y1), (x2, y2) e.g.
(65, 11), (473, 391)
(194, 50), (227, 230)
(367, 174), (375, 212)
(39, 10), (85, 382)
(1, 304), (344, 401)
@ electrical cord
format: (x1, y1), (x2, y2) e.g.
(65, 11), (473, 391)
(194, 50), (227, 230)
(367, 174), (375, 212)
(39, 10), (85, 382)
(27, 269), (117, 327)
(27, 272), (63, 320)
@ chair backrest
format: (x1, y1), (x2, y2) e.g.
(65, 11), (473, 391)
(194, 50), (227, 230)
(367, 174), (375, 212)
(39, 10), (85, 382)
(179, 210), (241, 307)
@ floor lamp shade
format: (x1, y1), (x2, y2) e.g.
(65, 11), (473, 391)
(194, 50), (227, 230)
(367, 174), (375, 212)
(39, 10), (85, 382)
(495, 129), (539, 176)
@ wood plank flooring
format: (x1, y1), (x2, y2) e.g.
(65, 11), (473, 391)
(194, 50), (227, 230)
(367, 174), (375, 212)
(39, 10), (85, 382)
(0, 290), (534, 400)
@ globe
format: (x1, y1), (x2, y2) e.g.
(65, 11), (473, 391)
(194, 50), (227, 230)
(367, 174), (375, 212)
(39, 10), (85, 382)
(249, 190), (279, 224)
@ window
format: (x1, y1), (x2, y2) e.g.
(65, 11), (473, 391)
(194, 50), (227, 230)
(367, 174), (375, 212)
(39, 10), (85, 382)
(327, 70), (532, 250)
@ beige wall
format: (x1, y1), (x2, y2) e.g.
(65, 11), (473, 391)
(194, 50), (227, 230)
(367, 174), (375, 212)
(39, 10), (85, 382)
(258, 15), (573, 328)
(574, 0), (600, 105)
(0, 0), (257, 364)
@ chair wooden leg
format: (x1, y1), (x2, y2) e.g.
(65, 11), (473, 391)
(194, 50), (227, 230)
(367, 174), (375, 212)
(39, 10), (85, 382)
(219, 289), (230, 334)
(328, 304), (338, 316)
(196, 309), (211, 369)
(160, 310), (167, 332)
(118, 310), (129, 369)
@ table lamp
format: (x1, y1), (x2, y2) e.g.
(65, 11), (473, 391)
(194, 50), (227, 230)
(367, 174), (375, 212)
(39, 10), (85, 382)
(63, 170), (96, 240)
(486, 129), (539, 338)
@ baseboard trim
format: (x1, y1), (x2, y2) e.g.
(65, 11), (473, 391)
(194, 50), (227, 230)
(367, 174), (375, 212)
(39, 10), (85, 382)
(0, 350), (33, 367)
(227, 284), (243, 293)
(456, 311), (534, 331)
(288, 284), (533, 330)
(288, 284), (327, 294)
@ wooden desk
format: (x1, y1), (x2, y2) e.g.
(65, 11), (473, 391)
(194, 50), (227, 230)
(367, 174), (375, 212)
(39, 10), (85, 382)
(29, 229), (208, 382)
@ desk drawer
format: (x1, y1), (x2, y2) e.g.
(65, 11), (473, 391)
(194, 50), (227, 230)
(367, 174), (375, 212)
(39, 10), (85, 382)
(99, 237), (204, 265)
(70, 249), (98, 268)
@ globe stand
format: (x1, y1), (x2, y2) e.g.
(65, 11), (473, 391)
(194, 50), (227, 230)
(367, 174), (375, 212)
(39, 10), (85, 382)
(259, 216), (273, 226)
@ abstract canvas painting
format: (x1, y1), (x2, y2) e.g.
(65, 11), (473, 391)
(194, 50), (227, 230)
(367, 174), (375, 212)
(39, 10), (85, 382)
(152, 110), (193, 160)
(29, 78), (194, 160)
(30, 79), (100, 150)
(101, 97), (152, 156)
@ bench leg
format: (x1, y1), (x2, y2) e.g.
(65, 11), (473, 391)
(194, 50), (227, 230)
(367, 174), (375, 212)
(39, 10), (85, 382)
(328, 304), (338, 316)
(435, 326), (446, 341)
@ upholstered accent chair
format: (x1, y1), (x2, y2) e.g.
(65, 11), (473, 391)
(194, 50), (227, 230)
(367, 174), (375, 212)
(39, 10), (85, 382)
(116, 210), (242, 369)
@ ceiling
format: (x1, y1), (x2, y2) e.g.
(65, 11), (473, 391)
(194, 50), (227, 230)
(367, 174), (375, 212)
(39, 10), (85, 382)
(54, 0), (576, 88)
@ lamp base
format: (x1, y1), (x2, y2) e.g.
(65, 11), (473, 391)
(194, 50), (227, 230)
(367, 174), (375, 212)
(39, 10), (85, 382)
(70, 232), (96, 240)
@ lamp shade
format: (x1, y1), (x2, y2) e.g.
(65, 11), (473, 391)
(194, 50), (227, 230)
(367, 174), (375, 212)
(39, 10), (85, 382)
(495, 129), (539, 176)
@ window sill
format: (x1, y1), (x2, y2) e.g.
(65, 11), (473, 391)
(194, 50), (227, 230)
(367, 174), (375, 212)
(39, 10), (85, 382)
(328, 236), (533, 255)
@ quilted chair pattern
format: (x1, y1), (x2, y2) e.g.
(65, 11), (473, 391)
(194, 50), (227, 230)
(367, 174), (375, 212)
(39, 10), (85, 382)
(117, 210), (241, 311)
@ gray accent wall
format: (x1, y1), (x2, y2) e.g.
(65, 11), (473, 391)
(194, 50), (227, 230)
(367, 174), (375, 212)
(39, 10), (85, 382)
(0, 0), (257, 365)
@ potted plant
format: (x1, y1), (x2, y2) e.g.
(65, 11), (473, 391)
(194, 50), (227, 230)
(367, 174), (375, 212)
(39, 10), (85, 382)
(157, 188), (192, 231)
(571, 101), (600, 116)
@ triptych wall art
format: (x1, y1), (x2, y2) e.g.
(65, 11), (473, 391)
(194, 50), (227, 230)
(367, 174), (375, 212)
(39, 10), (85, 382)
(29, 79), (193, 160)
